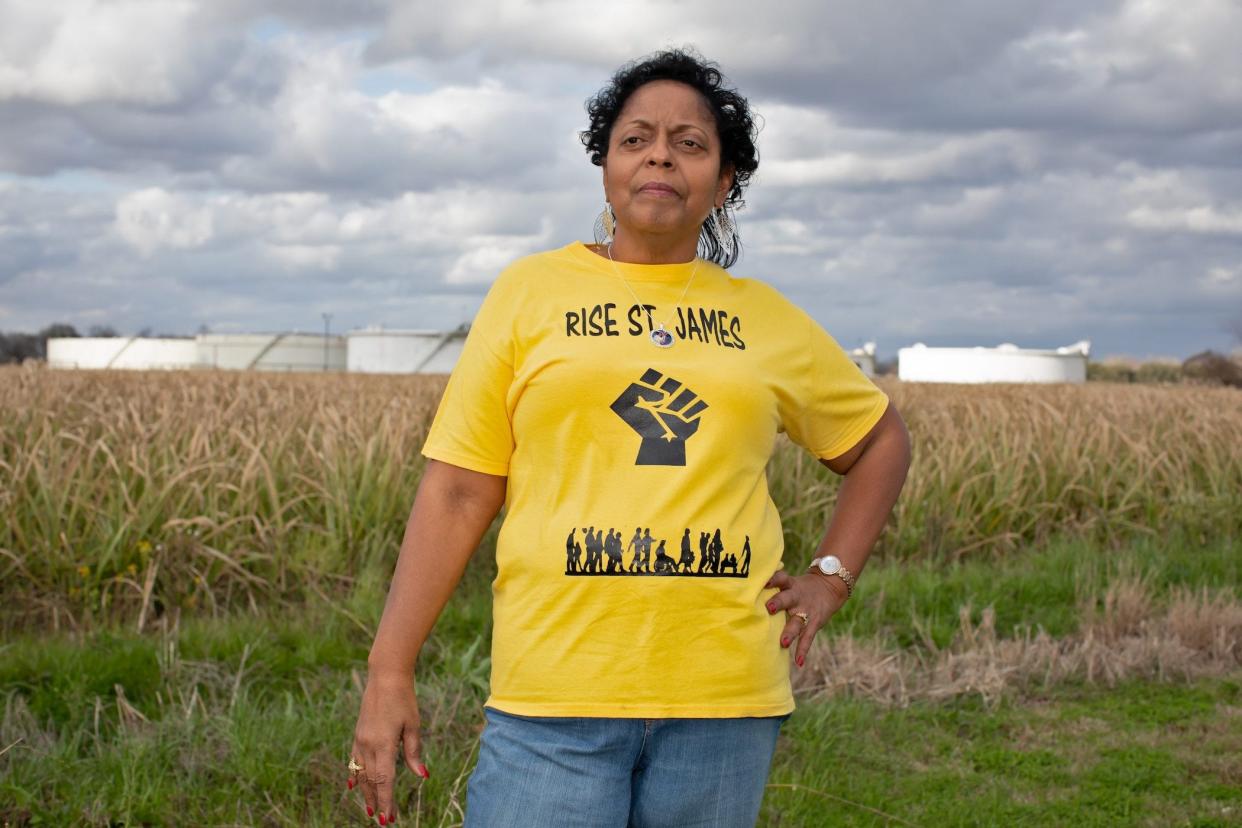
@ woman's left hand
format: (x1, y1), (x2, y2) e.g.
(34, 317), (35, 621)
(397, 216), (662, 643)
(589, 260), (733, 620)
(763, 569), (849, 667)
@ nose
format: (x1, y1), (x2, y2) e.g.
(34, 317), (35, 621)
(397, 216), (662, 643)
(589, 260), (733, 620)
(646, 134), (675, 168)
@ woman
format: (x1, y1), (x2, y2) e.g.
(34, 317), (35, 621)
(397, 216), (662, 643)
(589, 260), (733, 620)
(349, 49), (911, 827)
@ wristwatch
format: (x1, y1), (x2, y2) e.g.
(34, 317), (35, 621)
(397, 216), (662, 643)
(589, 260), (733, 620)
(808, 555), (856, 597)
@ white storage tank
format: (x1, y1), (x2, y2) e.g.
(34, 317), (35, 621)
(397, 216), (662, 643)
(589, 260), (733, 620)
(346, 327), (468, 374)
(196, 334), (346, 372)
(897, 341), (1090, 383)
(47, 337), (198, 370)
(849, 342), (878, 378)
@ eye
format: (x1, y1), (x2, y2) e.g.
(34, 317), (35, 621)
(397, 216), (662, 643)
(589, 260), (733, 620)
(622, 136), (642, 145)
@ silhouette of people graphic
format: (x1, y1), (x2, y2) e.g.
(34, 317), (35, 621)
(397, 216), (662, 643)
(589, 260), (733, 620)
(566, 524), (750, 578)
(566, 528), (580, 574)
(653, 540), (676, 573)
(709, 529), (724, 574)
(679, 528), (694, 572)
(585, 526), (603, 574)
(627, 527), (643, 573)
(605, 529), (624, 573)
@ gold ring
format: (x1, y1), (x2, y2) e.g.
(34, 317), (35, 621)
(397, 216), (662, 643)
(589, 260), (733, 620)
(792, 611), (810, 627)
(348, 758), (365, 774)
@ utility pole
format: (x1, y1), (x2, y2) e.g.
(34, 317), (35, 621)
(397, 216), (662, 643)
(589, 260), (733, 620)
(322, 313), (332, 371)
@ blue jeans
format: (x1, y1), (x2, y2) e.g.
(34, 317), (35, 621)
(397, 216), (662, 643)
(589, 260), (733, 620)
(465, 707), (790, 828)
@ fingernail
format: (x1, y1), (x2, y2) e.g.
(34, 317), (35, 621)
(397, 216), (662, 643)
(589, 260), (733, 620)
(766, 602), (775, 613)
(379, 814), (386, 826)
(417, 763), (430, 779)
(780, 637), (789, 647)
(347, 778), (354, 790)
(389, 816), (397, 824)
(366, 806), (374, 817)
(796, 655), (805, 667)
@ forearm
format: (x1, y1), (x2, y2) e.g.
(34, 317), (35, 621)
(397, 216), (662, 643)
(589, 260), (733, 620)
(813, 411), (912, 587)
(367, 459), (506, 679)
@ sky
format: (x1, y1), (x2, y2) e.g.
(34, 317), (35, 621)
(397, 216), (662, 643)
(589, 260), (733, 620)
(1, 0), (1241, 360)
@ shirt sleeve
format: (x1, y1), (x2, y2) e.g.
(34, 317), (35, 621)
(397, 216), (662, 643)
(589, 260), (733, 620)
(777, 311), (890, 461)
(420, 271), (517, 476)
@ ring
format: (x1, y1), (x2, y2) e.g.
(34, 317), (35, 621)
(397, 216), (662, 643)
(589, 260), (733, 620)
(348, 757), (365, 774)
(792, 611), (810, 627)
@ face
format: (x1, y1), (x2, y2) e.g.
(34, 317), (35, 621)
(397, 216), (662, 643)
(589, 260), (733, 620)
(602, 80), (733, 247)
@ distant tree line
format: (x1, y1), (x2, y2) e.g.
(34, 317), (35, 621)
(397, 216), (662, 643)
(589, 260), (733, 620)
(1088, 351), (1242, 388)
(0, 323), (120, 364)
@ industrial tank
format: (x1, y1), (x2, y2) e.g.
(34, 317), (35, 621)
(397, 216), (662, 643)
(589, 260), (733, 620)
(897, 341), (1090, 383)
(196, 334), (346, 372)
(47, 337), (198, 370)
(346, 327), (467, 374)
(849, 342), (878, 377)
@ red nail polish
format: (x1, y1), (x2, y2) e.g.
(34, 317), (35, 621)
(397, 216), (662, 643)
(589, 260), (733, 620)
(379, 814), (386, 826)
(347, 778), (354, 790)
(366, 806), (374, 817)
(780, 637), (789, 647)
(417, 764), (430, 779)
(796, 655), (805, 667)
(389, 816), (397, 824)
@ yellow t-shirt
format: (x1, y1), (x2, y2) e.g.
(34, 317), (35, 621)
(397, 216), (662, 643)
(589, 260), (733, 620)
(422, 241), (889, 717)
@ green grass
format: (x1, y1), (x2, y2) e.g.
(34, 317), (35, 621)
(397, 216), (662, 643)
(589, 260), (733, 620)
(2, 531), (1240, 826)
(767, 679), (1242, 826)
(841, 530), (1240, 649)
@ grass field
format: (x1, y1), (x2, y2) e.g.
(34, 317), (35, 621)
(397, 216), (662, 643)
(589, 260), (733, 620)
(1, 365), (1240, 826)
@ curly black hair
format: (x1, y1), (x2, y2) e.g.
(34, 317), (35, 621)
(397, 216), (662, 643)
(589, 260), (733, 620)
(580, 48), (759, 267)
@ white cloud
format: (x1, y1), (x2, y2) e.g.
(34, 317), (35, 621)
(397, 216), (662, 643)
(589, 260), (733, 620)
(114, 187), (214, 257)
(1126, 205), (1242, 235)
(0, 0), (232, 106)
(762, 131), (1040, 187)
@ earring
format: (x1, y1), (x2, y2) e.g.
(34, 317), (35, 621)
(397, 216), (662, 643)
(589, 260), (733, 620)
(594, 202), (616, 245)
(706, 206), (737, 262)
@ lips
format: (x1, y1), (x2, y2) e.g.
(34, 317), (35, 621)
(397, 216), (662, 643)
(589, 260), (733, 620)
(638, 182), (679, 196)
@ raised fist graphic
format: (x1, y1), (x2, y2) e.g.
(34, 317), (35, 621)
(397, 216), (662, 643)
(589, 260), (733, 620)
(610, 368), (708, 466)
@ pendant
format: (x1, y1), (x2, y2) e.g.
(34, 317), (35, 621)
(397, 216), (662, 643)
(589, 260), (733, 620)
(650, 325), (675, 348)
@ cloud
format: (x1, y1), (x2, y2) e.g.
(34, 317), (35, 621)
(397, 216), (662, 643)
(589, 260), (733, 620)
(114, 188), (215, 256)
(0, 0), (239, 107)
(1126, 204), (1242, 236)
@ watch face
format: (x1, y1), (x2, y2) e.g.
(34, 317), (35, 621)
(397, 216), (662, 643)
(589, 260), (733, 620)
(818, 556), (842, 575)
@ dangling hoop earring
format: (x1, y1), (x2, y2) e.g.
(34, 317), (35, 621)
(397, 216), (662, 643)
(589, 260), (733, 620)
(594, 202), (617, 245)
(706, 206), (737, 263)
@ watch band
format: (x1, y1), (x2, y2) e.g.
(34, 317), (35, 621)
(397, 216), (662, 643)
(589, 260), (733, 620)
(808, 557), (856, 597)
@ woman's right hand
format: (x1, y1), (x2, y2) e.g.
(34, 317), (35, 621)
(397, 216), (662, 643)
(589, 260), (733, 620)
(350, 672), (430, 824)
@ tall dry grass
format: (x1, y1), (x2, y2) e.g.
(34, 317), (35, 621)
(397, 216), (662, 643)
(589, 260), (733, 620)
(771, 380), (1242, 558)
(1, 365), (444, 630)
(793, 575), (1242, 707)
(2, 364), (1240, 630)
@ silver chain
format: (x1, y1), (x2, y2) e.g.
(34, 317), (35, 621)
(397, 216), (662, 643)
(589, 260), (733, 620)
(605, 243), (701, 334)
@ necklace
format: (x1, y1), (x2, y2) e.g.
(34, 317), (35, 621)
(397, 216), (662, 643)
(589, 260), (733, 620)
(605, 243), (700, 348)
